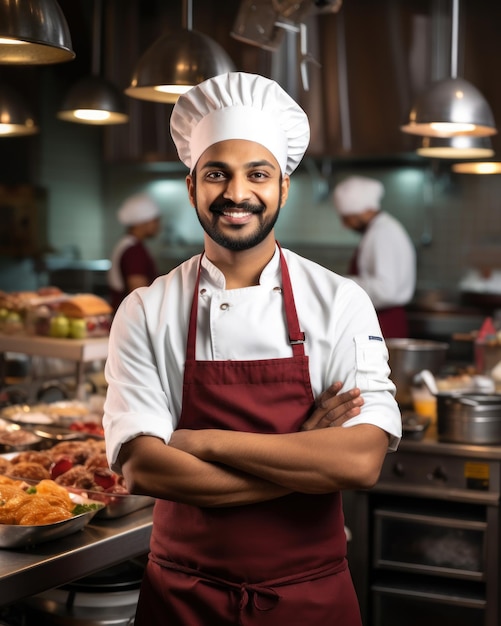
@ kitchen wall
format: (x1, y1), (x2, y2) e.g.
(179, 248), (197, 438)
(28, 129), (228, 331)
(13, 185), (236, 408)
(2, 114), (501, 301)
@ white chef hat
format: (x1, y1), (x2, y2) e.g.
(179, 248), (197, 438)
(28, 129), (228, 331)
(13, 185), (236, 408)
(117, 193), (160, 226)
(332, 176), (385, 216)
(170, 72), (310, 175)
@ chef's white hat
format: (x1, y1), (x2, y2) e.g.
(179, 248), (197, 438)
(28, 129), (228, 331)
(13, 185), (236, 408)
(117, 193), (160, 226)
(170, 72), (310, 175)
(332, 176), (385, 216)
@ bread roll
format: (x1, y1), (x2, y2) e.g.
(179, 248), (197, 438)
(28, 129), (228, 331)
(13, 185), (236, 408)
(58, 294), (112, 318)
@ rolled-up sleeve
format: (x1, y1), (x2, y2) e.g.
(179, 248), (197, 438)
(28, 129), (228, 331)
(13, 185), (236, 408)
(103, 291), (175, 473)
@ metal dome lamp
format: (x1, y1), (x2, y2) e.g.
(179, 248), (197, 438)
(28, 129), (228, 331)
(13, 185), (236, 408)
(57, 0), (128, 125)
(125, 0), (236, 104)
(0, 84), (38, 136)
(0, 0), (75, 65)
(401, 0), (496, 138)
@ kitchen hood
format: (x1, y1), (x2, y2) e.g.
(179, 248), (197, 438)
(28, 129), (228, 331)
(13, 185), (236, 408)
(272, 0), (501, 161)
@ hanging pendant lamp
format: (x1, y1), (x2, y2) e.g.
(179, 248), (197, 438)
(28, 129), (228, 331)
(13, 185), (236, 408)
(417, 134), (494, 159)
(0, 0), (75, 65)
(452, 161), (501, 174)
(57, 0), (128, 125)
(401, 0), (496, 138)
(0, 84), (38, 136)
(125, 0), (236, 104)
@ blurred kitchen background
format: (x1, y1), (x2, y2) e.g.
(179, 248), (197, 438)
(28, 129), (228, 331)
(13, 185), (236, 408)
(2, 0), (501, 354)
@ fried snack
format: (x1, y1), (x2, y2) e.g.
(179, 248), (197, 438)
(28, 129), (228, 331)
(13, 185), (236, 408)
(55, 466), (97, 490)
(10, 450), (54, 470)
(50, 441), (94, 465)
(0, 483), (25, 502)
(7, 462), (51, 481)
(0, 480), (75, 525)
(84, 452), (109, 471)
(35, 479), (73, 510)
(0, 491), (32, 524)
(17, 497), (72, 525)
(0, 458), (13, 474)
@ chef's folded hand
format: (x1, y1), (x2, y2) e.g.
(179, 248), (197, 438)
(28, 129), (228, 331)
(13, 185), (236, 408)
(301, 382), (363, 431)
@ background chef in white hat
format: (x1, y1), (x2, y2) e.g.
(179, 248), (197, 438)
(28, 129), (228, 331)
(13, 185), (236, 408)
(103, 72), (401, 626)
(107, 193), (161, 312)
(332, 175), (417, 338)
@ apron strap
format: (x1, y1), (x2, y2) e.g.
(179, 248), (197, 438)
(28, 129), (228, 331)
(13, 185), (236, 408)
(186, 244), (306, 360)
(277, 243), (306, 357)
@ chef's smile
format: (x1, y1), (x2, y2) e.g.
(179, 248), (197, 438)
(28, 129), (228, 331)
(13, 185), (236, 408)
(211, 203), (264, 226)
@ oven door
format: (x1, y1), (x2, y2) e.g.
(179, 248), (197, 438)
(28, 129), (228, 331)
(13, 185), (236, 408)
(370, 498), (488, 626)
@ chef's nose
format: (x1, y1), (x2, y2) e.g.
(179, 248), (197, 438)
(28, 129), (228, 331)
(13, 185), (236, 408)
(223, 174), (251, 203)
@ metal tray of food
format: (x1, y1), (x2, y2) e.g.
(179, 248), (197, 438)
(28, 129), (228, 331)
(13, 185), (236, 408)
(0, 491), (104, 549)
(0, 420), (44, 453)
(1, 452), (154, 519)
(66, 488), (155, 519)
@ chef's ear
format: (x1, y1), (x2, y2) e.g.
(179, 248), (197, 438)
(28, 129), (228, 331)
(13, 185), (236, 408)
(186, 173), (196, 208)
(280, 175), (290, 208)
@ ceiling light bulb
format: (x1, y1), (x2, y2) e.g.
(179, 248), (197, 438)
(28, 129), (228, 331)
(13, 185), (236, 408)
(416, 135), (494, 159)
(154, 84), (193, 96)
(73, 109), (111, 121)
(0, 84), (38, 136)
(0, 38), (27, 46)
(430, 122), (475, 134)
(452, 162), (501, 174)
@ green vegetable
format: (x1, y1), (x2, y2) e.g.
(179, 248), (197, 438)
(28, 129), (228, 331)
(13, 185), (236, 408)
(72, 503), (102, 516)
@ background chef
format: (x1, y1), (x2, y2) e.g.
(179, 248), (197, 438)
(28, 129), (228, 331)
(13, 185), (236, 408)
(332, 175), (417, 338)
(107, 193), (161, 313)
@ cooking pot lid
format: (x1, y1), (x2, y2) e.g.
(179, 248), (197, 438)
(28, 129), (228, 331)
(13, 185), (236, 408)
(437, 392), (501, 405)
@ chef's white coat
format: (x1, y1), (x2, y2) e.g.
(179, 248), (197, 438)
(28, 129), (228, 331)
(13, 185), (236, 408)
(348, 212), (416, 310)
(103, 245), (402, 473)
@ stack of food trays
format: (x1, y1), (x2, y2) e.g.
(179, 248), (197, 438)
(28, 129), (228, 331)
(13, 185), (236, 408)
(0, 400), (154, 526)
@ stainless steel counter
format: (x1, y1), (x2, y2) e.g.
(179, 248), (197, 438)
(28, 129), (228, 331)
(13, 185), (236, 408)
(399, 424), (501, 460)
(0, 505), (153, 607)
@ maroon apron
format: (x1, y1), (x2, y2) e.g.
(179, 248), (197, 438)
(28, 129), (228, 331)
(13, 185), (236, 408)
(135, 248), (362, 626)
(349, 245), (408, 339)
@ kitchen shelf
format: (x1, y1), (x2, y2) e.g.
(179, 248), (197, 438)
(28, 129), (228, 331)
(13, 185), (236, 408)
(0, 333), (108, 400)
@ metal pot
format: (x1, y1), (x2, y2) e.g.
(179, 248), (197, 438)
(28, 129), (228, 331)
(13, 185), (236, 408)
(386, 338), (449, 406)
(436, 392), (501, 444)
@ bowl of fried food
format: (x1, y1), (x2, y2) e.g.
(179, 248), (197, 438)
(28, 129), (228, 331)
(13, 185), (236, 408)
(0, 475), (103, 548)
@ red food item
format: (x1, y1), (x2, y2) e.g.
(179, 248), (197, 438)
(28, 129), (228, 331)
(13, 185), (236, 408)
(69, 422), (104, 437)
(93, 468), (116, 490)
(51, 457), (74, 479)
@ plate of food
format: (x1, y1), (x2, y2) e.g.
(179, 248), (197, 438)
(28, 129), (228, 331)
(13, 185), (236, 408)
(0, 476), (104, 548)
(1, 439), (154, 519)
(0, 420), (44, 453)
(0, 402), (105, 442)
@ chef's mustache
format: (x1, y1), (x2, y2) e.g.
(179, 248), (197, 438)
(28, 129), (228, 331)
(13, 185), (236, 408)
(210, 201), (265, 214)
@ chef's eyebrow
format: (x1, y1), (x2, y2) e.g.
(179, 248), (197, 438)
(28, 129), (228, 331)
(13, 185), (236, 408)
(200, 159), (277, 171)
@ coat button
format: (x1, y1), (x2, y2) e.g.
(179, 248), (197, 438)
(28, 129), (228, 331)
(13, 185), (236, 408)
(220, 302), (230, 310)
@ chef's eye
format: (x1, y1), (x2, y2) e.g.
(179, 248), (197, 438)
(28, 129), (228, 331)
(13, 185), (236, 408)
(206, 171), (226, 180)
(249, 170), (269, 180)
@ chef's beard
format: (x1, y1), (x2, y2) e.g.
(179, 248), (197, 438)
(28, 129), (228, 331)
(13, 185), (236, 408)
(194, 197), (281, 252)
